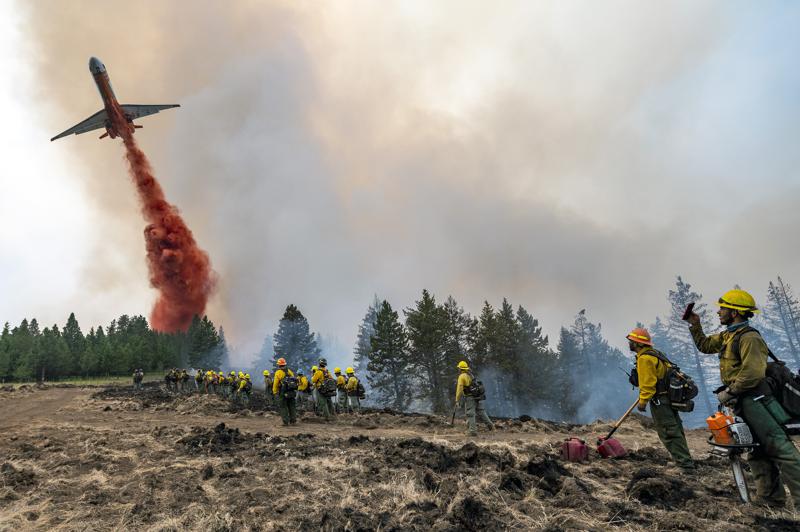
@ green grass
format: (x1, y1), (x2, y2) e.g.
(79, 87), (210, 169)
(4, 373), (163, 388)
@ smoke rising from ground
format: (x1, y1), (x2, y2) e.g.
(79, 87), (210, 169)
(15, 1), (800, 361)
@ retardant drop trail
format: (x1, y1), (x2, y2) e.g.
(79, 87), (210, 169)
(109, 104), (215, 332)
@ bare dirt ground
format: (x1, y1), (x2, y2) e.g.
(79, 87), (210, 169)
(1, 383), (799, 531)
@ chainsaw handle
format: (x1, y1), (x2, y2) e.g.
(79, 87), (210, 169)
(603, 399), (639, 441)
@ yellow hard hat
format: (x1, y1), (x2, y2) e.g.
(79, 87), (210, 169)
(245, 373), (251, 379)
(263, 370), (270, 376)
(718, 289), (759, 313)
(457, 361), (469, 370)
(219, 371), (224, 376)
(334, 367), (341, 373)
(238, 371), (244, 378)
(346, 367), (354, 374)
(312, 365), (318, 372)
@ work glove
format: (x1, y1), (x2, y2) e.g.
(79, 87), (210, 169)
(636, 400), (648, 412)
(716, 388), (736, 406)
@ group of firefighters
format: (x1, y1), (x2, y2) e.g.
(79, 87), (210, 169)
(132, 287), (800, 510)
(270, 357), (365, 425)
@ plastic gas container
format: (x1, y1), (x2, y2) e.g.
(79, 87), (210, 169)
(706, 411), (735, 445)
(597, 437), (627, 458)
(560, 438), (589, 462)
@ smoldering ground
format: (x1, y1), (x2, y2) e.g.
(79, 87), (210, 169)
(2, 383), (799, 531)
(14, 1), (800, 361)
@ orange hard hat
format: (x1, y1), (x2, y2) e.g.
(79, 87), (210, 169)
(277, 358), (287, 367)
(626, 327), (653, 346)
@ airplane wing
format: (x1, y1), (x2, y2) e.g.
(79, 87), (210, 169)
(120, 104), (180, 120)
(50, 109), (108, 141)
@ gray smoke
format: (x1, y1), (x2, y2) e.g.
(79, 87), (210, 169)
(17, 1), (800, 367)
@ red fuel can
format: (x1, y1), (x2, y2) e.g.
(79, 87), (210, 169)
(561, 437), (589, 462)
(597, 436), (627, 458)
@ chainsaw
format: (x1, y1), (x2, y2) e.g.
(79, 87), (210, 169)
(706, 404), (758, 503)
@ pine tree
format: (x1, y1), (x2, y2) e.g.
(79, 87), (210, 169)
(404, 289), (449, 413)
(664, 276), (716, 420)
(218, 326), (231, 370)
(556, 327), (581, 419)
(187, 315), (222, 369)
(272, 304), (320, 372)
(353, 295), (381, 381)
(62, 313), (85, 375)
(440, 295), (474, 395)
(0, 323), (10, 381)
(514, 305), (558, 416)
(761, 279), (800, 366)
(367, 300), (413, 410)
(252, 331), (275, 373)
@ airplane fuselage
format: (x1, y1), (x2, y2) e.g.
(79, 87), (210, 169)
(89, 57), (132, 139)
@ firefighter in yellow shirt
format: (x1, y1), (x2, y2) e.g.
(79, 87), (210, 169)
(455, 361), (493, 437)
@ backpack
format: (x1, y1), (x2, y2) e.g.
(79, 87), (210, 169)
(732, 326), (800, 417)
(281, 375), (299, 399)
(244, 380), (252, 393)
(319, 374), (338, 397)
(356, 380), (366, 400)
(464, 373), (486, 401)
(630, 349), (698, 412)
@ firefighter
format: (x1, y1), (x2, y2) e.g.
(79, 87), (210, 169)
(132, 368), (144, 391)
(273, 358), (297, 426)
(312, 359), (335, 421)
(310, 365), (319, 412)
(687, 289), (800, 509)
(334, 367), (347, 413)
(263, 370), (273, 407)
(455, 360), (493, 437)
(345, 367), (361, 413)
(194, 368), (204, 393)
(627, 327), (694, 470)
(238, 373), (253, 406)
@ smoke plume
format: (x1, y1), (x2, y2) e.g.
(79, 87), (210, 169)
(109, 104), (215, 332)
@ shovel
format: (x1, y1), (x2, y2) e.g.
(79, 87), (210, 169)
(596, 399), (639, 458)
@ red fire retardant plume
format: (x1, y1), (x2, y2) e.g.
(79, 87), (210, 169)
(109, 104), (215, 332)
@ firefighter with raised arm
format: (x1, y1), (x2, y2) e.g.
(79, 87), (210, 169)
(687, 289), (800, 509)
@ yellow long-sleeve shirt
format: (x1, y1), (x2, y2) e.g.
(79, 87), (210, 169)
(312, 369), (326, 388)
(298, 375), (309, 391)
(336, 374), (346, 389)
(690, 322), (768, 394)
(346, 375), (359, 393)
(272, 368), (295, 396)
(635, 347), (669, 404)
(455, 372), (471, 402)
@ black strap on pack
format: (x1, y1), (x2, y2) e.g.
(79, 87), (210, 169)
(729, 325), (781, 364)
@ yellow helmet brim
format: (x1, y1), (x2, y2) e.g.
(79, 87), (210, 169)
(717, 301), (760, 313)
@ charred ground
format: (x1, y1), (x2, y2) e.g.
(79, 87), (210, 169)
(1, 383), (798, 531)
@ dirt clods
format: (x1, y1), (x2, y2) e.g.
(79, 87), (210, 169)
(179, 423), (245, 454)
(626, 467), (694, 508)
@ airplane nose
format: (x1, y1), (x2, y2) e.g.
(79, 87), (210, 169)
(89, 57), (106, 74)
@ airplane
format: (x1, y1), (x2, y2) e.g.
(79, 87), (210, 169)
(51, 57), (179, 141)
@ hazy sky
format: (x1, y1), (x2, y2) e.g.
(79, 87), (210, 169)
(1, 1), (798, 363)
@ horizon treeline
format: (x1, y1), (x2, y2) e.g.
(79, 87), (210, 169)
(3, 275), (799, 425)
(0, 313), (228, 382)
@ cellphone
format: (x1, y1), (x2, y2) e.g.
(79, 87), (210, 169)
(682, 302), (695, 321)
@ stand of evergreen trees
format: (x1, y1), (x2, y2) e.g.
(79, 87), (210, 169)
(0, 312), (227, 382)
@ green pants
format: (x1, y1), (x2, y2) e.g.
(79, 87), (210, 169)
(650, 399), (693, 468)
(317, 394), (335, 420)
(348, 395), (361, 413)
(337, 390), (348, 412)
(465, 397), (493, 436)
(278, 395), (297, 425)
(738, 395), (800, 507)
